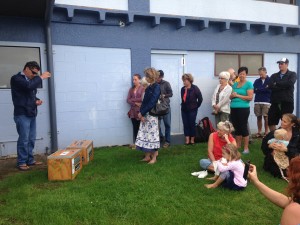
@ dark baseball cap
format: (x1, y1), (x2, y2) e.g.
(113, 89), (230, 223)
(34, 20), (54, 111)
(277, 58), (289, 64)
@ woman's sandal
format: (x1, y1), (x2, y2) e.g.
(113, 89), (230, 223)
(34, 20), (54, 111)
(254, 133), (262, 138)
(28, 161), (43, 166)
(18, 165), (30, 171)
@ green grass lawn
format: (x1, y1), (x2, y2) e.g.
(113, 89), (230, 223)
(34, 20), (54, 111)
(0, 140), (287, 225)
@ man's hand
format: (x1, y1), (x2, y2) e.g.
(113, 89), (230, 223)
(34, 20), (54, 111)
(40, 71), (51, 80)
(36, 100), (43, 106)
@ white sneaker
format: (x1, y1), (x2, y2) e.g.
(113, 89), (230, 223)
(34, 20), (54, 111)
(191, 171), (202, 176)
(197, 170), (208, 178)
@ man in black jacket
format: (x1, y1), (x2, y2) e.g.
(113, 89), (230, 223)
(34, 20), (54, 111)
(268, 58), (297, 132)
(11, 61), (51, 170)
(157, 70), (173, 148)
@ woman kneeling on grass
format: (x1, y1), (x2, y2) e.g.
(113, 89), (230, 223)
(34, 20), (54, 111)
(192, 121), (236, 178)
(248, 157), (300, 225)
(205, 144), (247, 190)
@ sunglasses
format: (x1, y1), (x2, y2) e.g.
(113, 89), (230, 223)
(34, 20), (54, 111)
(30, 70), (38, 75)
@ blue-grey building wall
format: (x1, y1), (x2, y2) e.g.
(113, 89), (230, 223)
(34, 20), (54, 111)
(0, 17), (45, 43)
(49, 8), (300, 75)
(1, 6), (300, 76)
(0, 3), (300, 115)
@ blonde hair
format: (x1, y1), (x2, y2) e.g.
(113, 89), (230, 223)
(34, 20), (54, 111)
(274, 129), (287, 140)
(141, 77), (149, 88)
(144, 67), (159, 84)
(222, 144), (241, 161)
(219, 71), (230, 81)
(182, 73), (194, 84)
(217, 121), (234, 133)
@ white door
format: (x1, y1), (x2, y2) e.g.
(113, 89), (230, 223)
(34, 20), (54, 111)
(151, 53), (185, 134)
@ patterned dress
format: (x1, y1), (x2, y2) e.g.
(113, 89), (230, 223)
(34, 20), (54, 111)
(135, 114), (160, 152)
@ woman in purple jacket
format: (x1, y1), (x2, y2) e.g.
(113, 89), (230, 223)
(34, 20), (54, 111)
(127, 74), (144, 148)
(181, 73), (203, 145)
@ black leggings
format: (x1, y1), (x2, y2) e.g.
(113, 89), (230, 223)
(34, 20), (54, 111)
(230, 108), (250, 137)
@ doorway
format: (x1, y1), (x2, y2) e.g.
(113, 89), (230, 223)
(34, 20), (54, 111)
(151, 53), (185, 134)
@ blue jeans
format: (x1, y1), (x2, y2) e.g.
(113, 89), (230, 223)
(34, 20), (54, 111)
(181, 109), (197, 137)
(14, 115), (36, 166)
(199, 158), (212, 170)
(159, 111), (171, 143)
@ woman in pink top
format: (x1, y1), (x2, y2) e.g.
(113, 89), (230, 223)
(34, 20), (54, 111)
(127, 74), (145, 148)
(205, 144), (247, 190)
(193, 121), (235, 177)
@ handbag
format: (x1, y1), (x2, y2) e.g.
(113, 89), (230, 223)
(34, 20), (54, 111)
(149, 96), (169, 116)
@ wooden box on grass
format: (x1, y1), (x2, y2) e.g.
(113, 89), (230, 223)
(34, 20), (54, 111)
(67, 140), (94, 165)
(47, 149), (82, 181)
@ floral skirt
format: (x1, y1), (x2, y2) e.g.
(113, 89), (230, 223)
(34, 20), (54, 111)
(135, 114), (160, 152)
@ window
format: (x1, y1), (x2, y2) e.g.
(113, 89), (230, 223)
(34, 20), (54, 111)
(0, 46), (41, 89)
(256, 0), (295, 5)
(215, 53), (263, 76)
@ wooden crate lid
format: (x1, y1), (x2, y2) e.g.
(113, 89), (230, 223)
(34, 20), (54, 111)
(67, 140), (93, 148)
(47, 149), (81, 159)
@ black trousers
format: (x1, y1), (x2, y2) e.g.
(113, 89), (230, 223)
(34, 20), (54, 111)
(230, 107), (250, 137)
(131, 118), (140, 142)
(268, 102), (294, 126)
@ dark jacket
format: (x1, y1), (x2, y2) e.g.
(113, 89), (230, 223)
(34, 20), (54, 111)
(268, 70), (297, 103)
(158, 79), (173, 105)
(253, 76), (271, 103)
(261, 127), (300, 177)
(180, 84), (203, 112)
(140, 83), (160, 116)
(11, 72), (42, 117)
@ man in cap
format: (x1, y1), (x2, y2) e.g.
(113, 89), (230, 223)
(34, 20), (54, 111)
(268, 58), (297, 132)
(11, 61), (51, 170)
(157, 70), (173, 148)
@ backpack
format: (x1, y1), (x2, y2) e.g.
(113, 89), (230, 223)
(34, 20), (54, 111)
(195, 117), (215, 143)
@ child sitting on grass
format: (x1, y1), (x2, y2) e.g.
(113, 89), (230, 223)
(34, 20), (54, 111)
(205, 144), (247, 190)
(267, 128), (289, 181)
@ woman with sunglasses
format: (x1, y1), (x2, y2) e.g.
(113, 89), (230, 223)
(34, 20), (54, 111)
(211, 71), (232, 127)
